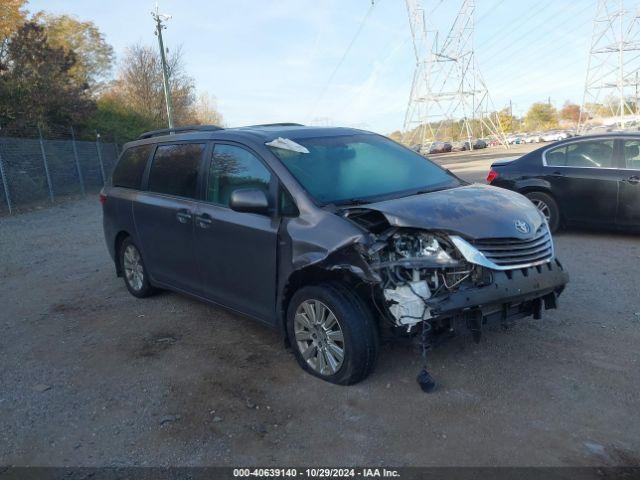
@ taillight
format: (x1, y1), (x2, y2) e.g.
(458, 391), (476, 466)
(99, 193), (107, 205)
(486, 169), (499, 184)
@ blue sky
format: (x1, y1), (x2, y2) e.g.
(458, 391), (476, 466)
(28, 0), (597, 133)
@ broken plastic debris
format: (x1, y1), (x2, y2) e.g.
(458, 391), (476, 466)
(383, 281), (431, 326)
(265, 137), (309, 154)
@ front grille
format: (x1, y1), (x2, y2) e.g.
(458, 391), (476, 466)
(473, 226), (553, 268)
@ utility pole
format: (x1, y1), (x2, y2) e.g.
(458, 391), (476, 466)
(152, 4), (175, 129)
(635, 71), (639, 114)
(509, 100), (513, 131)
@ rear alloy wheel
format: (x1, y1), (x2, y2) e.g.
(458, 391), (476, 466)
(287, 283), (378, 385)
(525, 191), (560, 233)
(120, 238), (155, 298)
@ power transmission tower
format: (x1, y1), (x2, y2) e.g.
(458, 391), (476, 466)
(402, 0), (508, 150)
(579, 0), (640, 132)
(152, 4), (175, 129)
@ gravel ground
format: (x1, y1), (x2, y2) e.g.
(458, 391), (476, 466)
(1, 156), (639, 466)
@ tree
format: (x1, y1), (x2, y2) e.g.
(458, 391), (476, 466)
(33, 12), (114, 90)
(110, 43), (198, 128)
(387, 130), (402, 142)
(188, 91), (224, 126)
(0, 0), (27, 41)
(0, 22), (94, 132)
(559, 102), (581, 125)
(0, 0), (27, 60)
(524, 102), (558, 131)
(83, 92), (158, 142)
(496, 107), (517, 133)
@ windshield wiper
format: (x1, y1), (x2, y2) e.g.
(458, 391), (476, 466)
(334, 198), (371, 206)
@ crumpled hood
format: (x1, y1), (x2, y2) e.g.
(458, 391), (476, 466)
(356, 184), (544, 240)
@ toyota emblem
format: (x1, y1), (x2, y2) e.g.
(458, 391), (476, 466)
(515, 219), (530, 234)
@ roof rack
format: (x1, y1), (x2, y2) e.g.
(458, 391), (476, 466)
(137, 124), (224, 140)
(246, 123), (304, 128)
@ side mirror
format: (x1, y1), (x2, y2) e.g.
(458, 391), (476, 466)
(229, 188), (269, 214)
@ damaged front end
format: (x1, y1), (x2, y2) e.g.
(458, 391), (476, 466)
(334, 206), (567, 334)
(339, 208), (568, 391)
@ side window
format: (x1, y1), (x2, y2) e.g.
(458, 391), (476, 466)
(623, 140), (640, 170)
(207, 144), (272, 207)
(565, 140), (614, 168)
(545, 145), (566, 166)
(111, 144), (153, 189)
(148, 143), (205, 198)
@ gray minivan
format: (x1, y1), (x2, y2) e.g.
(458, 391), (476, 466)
(102, 124), (568, 389)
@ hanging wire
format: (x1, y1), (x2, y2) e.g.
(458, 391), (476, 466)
(307, 0), (381, 120)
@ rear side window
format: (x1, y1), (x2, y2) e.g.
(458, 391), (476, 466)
(545, 145), (566, 166)
(207, 144), (272, 207)
(545, 140), (615, 168)
(111, 144), (153, 189)
(566, 140), (614, 168)
(623, 140), (640, 170)
(148, 143), (205, 198)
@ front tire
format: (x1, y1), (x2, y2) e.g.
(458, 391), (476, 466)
(287, 283), (379, 385)
(119, 237), (155, 298)
(525, 191), (560, 233)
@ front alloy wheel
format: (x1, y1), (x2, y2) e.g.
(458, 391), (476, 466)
(287, 283), (378, 385)
(294, 300), (345, 376)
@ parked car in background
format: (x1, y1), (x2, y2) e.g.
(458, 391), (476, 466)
(428, 141), (453, 154)
(451, 141), (467, 151)
(450, 139), (486, 151)
(541, 130), (570, 142)
(102, 123), (569, 388)
(487, 133), (640, 232)
(524, 133), (543, 143)
(506, 134), (523, 145)
(472, 139), (488, 149)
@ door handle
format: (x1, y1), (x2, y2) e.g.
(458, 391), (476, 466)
(627, 175), (640, 185)
(176, 210), (192, 224)
(195, 213), (213, 229)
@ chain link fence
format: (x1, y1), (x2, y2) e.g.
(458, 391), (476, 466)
(0, 123), (122, 214)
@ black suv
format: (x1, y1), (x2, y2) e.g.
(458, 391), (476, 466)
(102, 124), (568, 388)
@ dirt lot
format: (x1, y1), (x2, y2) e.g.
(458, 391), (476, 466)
(1, 151), (639, 466)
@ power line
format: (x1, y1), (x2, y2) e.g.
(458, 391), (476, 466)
(307, 1), (379, 120)
(475, 0), (557, 52)
(480, 4), (595, 89)
(479, 0), (588, 58)
(477, 0), (506, 23)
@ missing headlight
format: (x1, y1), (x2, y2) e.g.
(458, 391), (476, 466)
(366, 229), (478, 329)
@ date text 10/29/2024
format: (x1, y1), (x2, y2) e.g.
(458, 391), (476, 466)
(233, 468), (401, 478)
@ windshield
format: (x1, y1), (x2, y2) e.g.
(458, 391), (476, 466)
(268, 134), (459, 205)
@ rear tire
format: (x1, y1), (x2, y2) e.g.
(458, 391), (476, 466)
(287, 283), (379, 385)
(119, 237), (155, 298)
(525, 191), (560, 233)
